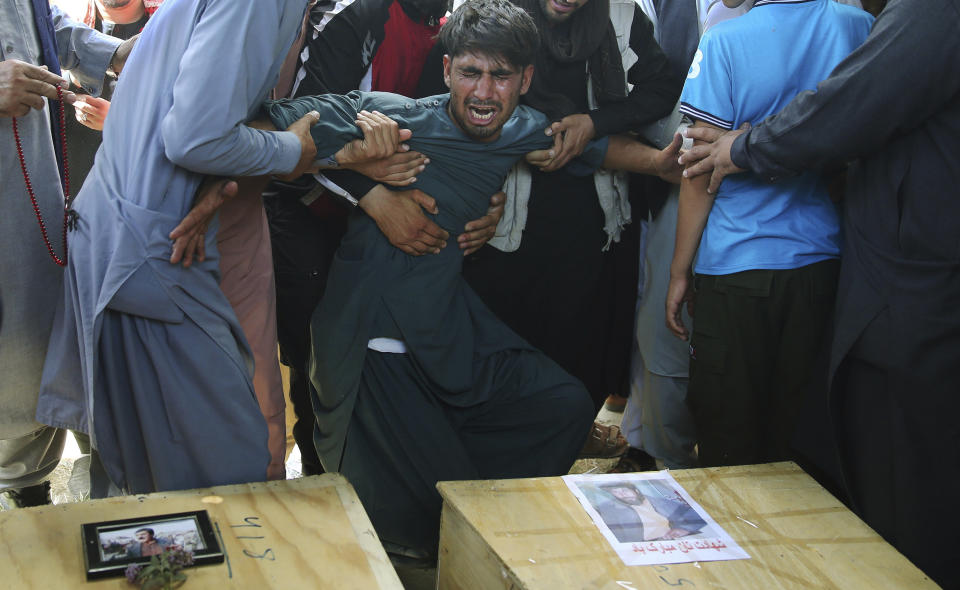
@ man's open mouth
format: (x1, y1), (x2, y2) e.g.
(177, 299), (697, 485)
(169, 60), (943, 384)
(468, 105), (498, 124)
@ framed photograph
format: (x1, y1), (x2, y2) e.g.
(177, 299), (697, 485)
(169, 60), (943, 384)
(81, 510), (223, 580)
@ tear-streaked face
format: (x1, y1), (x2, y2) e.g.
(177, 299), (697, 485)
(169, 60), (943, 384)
(443, 52), (533, 143)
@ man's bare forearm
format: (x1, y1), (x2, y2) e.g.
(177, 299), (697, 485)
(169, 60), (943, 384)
(672, 121), (729, 274)
(246, 117), (276, 131)
(671, 171), (714, 278)
(602, 134), (683, 183)
(603, 135), (660, 174)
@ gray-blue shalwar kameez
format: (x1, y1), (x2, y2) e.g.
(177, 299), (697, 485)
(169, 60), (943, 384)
(0, 0), (120, 489)
(266, 92), (605, 552)
(36, 0), (309, 495)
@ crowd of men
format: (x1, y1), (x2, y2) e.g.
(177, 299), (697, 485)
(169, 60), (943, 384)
(0, 0), (956, 586)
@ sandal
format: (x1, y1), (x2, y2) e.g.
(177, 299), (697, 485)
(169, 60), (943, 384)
(579, 422), (629, 459)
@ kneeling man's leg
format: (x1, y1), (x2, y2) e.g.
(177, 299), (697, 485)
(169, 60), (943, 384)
(340, 350), (591, 555)
(339, 351), (481, 556)
(455, 350), (593, 479)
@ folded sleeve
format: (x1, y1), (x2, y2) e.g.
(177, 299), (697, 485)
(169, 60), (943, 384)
(51, 5), (121, 97)
(264, 91), (368, 156)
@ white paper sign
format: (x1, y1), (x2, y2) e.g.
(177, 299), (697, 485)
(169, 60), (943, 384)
(562, 471), (750, 566)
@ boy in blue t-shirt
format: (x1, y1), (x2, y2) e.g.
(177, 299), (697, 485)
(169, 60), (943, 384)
(667, 0), (872, 466)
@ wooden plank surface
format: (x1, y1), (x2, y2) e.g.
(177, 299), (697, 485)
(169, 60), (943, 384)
(437, 462), (938, 590)
(1, 474), (402, 589)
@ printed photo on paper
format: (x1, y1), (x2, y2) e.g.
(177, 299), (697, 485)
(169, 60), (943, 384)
(563, 471), (749, 566)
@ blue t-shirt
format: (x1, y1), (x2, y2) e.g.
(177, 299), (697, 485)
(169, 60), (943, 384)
(679, 0), (873, 275)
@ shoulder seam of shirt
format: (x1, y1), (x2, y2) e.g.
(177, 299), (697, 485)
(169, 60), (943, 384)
(679, 102), (734, 130)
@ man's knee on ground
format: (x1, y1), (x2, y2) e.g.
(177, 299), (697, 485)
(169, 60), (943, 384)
(550, 380), (594, 442)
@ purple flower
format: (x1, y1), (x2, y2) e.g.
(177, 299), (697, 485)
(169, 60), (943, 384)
(160, 547), (195, 568)
(124, 564), (143, 584)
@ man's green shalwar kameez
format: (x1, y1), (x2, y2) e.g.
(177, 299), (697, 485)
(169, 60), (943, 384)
(267, 91), (605, 551)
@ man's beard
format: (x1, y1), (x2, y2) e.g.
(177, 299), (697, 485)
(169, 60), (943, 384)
(100, 0), (135, 8)
(450, 99), (504, 141)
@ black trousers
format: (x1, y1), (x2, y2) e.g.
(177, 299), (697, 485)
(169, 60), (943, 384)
(837, 309), (960, 589)
(341, 350), (593, 554)
(463, 171), (637, 410)
(263, 189), (347, 475)
(688, 259), (839, 467)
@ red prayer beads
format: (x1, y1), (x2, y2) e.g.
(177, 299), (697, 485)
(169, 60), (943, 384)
(11, 85), (72, 267)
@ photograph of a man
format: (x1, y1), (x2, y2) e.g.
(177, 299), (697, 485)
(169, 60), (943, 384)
(565, 472), (749, 565)
(95, 516), (208, 563)
(125, 528), (171, 558)
(596, 482), (707, 543)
